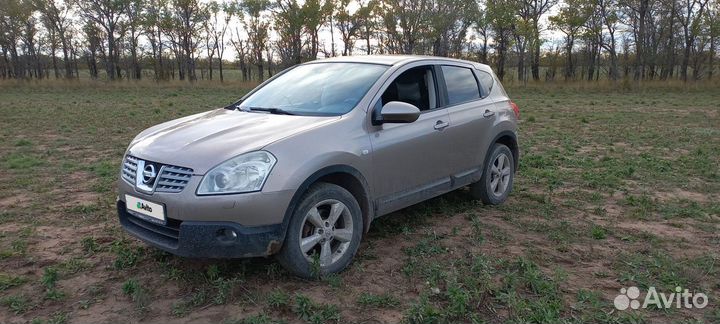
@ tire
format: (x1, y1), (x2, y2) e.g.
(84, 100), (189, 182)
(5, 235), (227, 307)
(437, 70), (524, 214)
(470, 143), (515, 205)
(276, 183), (363, 279)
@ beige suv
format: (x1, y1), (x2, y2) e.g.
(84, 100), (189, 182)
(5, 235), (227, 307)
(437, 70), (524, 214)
(117, 55), (520, 278)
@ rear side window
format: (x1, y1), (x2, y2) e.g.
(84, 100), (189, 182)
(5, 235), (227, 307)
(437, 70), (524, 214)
(476, 70), (494, 98)
(441, 66), (480, 105)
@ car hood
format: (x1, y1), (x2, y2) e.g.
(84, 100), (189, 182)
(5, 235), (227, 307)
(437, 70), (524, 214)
(128, 108), (339, 174)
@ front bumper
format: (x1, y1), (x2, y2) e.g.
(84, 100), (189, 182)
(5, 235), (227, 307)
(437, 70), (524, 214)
(117, 201), (283, 258)
(117, 173), (294, 226)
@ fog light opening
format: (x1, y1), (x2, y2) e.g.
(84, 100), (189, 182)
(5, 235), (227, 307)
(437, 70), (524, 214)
(217, 228), (238, 242)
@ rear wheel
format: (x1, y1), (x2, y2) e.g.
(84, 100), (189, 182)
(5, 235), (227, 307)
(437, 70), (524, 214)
(470, 143), (514, 205)
(276, 183), (362, 279)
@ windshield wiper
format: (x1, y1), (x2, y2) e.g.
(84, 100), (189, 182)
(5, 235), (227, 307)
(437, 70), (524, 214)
(238, 106), (296, 115)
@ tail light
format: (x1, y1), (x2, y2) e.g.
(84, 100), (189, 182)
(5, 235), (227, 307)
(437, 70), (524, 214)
(510, 101), (520, 119)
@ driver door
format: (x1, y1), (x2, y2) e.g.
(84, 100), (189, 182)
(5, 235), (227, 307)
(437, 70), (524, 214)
(369, 64), (453, 215)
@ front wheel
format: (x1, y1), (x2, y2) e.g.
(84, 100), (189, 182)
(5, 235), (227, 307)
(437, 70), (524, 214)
(276, 183), (363, 279)
(470, 143), (515, 205)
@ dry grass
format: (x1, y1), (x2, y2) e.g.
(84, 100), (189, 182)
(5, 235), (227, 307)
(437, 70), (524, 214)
(0, 81), (718, 324)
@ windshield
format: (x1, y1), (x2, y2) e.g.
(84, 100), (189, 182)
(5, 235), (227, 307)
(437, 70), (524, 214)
(239, 62), (388, 116)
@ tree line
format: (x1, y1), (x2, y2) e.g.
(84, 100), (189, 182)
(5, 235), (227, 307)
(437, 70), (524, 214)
(1, 0), (718, 83)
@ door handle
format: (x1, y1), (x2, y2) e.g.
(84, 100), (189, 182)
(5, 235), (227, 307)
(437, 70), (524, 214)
(434, 120), (449, 130)
(483, 109), (495, 118)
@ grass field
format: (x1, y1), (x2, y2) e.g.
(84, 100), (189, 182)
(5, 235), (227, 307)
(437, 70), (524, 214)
(0, 80), (718, 324)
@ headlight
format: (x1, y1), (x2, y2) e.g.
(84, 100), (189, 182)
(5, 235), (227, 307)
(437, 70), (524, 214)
(197, 151), (276, 195)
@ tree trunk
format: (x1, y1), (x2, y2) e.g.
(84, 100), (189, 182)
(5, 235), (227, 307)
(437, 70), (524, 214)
(517, 51), (525, 82)
(596, 46), (602, 81)
(51, 41), (60, 79)
(158, 30), (164, 80)
(365, 26), (371, 55)
(565, 37), (574, 80)
(480, 36), (488, 64)
(607, 28), (619, 81)
(587, 45), (596, 81)
(531, 28), (541, 81)
(239, 60), (247, 81)
(681, 39), (692, 81)
(635, 0), (649, 80)
(257, 60), (263, 82)
(330, 15), (335, 57)
(496, 34), (507, 81)
(515, 35), (526, 82)
(131, 45), (140, 80)
(184, 36), (196, 81)
(106, 28), (116, 80)
(9, 44), (21, 79)
(710, 35), (715, 80)
(219, 58), (224, 82)
(343, 35), (350, 56)
(608, 48), (618, 81)
(73, 47), (79, 79)
(60, 36), (72, 78)
(208, 56), (214, 80)
(89, 49), (98, 79)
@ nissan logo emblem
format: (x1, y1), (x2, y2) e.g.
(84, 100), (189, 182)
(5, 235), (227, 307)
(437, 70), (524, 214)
(142, 164), (157, 184)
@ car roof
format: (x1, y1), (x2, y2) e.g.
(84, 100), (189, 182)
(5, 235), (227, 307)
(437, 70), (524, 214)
(311, 55), (492, 71)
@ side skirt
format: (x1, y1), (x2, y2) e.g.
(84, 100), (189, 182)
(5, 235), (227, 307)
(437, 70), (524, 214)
(373, 167), (482, 217)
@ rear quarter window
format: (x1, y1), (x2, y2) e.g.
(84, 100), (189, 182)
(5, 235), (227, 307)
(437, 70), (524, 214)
(441, 65), (480, 105)
(476, 70), (494, 98)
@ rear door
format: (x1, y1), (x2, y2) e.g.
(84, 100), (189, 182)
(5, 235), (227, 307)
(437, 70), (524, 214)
(439, 64), (498, 185)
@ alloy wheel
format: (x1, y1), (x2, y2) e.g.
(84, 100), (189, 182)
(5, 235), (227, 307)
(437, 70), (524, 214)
(299, 199), (354, 267)
(490, 153), (512, 197)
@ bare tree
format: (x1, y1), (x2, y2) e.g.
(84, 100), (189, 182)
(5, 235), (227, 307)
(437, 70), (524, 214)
(35, 0), (75, 78)
(707, 1), (719, 79)
(203, 1), (220, 80)
(82, 21), (102, 79)
(1, 0), (33, 78)
(550, 0), (587, 80)
(20, 9), (43, 78)
(427, 0), (477, 58)
(473, 7), (490, 64)
(172, 0), (207, 81)
(597, 0), (620, 80)
(274, 0), (305, 65)
(486, 0), (517, 80)
(335, 0), (373, 56)
(621, 0), (651, 80)
(380, 0), (431, 54)
(230, 26), (250, 81)
(143, 0), (167, 80)
(521, 0), (557, 81)
(240, 0), (271, 81)
(76, 0), (129, 80)
(581, 0), (603, 81)
(216, 1), (235, 81)
(124, 0), (144, 79)
(302, 0), (333, 59)
(677, 0), (711, 80)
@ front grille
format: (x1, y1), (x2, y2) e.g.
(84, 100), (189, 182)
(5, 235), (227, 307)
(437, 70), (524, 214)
(122, 155), (138, 184)
(155, 165), (193, 193)
(121, 155), (193, 193)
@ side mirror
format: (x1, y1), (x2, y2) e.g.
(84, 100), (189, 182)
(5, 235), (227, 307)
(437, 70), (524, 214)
(374, 101), (421, 125)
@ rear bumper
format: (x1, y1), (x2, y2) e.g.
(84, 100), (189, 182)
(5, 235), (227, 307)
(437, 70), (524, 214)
(117, 201), (283, 258)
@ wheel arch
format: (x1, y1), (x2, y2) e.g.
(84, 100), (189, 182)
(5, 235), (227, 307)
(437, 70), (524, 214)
(489, 130), (519, 172)
(277, 165), (373, 247)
